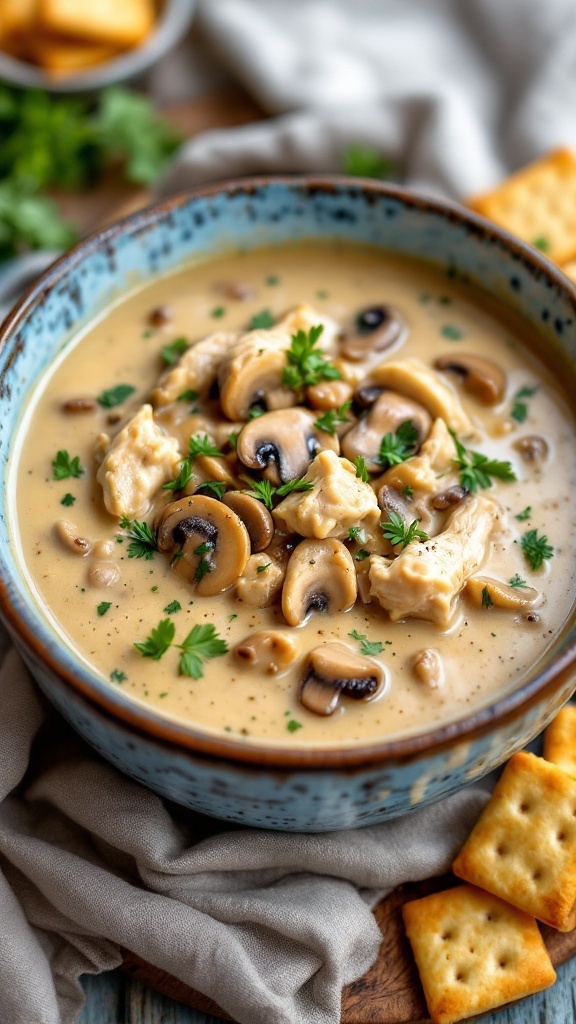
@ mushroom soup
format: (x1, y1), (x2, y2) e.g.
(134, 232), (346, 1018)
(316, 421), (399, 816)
(12, 242), (576, 746)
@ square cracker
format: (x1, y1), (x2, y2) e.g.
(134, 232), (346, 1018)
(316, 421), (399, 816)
(468, 148), (576, 264)
(453, 750), (576, 930)
(39, 0), (154, 47)
(402, 883), (555, 1024)
(544, 704), (576, 777)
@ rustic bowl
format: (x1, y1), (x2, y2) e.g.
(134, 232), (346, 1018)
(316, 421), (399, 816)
(1, 178), (575, 831)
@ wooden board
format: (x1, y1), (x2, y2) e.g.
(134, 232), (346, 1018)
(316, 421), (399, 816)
(122, 872), (576, 1023)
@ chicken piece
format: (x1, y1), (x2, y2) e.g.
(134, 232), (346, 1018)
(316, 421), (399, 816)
(150, 332), (238, 408)
(369, 358), (473, 435)
(235, 553), (285, 608)
(273, 450), (380, 540)
(375, 418), (457, 497)
(369, 494), (501, 627)
(277, 303), (341, 355)
(97, 404), (181, 519)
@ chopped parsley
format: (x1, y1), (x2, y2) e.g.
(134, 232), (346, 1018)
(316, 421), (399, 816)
(52, 450), (83, 480)
(508, 574), (528, 588)
(355, 549), (371, 561)
(110, 669), (126, 684)
(188, 434), (225, 459)
(516, 506), (532, 521)
(257, 563), (271, 573)
(97, 601), (112, 616)
(282, 324), (341, 390)
(126, 520), (158, 560)
(521, 529), (554, 570)
(242, 476), (313, 510)
(403, 485), (414, 498)
(178, 389), (199, 403)
(378, 420), (419, 468)
(347, 526), (366, 543)
(96, 383), (135, 408)
(163, 458), (193, 492)
(381, 512), (429, 549)
(197, 480), (227, 499)
(481, 587), (494, 608)
(60, 492), (75, 506)
(177, 623), (228, 678)
(441, 325), (464, 341)
(249, 308), (275, 330)
(348, 629), (384, 656)
(510, 385), (539, 424)
(266, 275), (279, 286)
(313, 401), (351, 436)
(164, 600), (182, 614)
(275, 477), (314, 497)
(286, 719), (303, 733)
(247, 405), (266, 421)
(161, 337), (188, 365)
(134, 617), (176, 660)
(227, 431), (239, 451)
(533, 236), (550, 253)
(449, 430), (516, 492)
(211, 305), (226, 318)
(194, 541), (214, 582)
(354, 456), (370, 483)
(119, 515), (132, 529)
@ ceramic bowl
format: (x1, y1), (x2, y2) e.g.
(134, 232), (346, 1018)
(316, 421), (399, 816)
(1, 178), (576, 831)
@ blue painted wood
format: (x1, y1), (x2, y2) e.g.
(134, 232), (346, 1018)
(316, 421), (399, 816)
(80, 959), (576, 1023)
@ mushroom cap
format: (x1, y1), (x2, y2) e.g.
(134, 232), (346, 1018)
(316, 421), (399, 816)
(282, 538), (357, 626)
(300, 641), (385, 715)
(234, 630), (297, 674)
(513, 435), (549, 468)
(237, 407), (339, 485)
(434, 353), (506, 405)
(367, 358), (473, 436)
(156, 494), (250, 595)
(218, 328), (288, 421)
(222, 491), (275, 552)
(341, 305), (406, 361)
(465, 575), (539, 610)
(341, 390), (431, 471)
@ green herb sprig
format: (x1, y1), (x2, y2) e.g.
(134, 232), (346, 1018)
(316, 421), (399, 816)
(282, 325), (341, 390)
(378, 420), (419, 469)
(381, 512), (429, 549)
(449, 431), (516, 492)
(97, 383), (135, 408)
(52, 450), (83, 480)
(313, 401), (351, 436)
(348, 629), (384, 656)
(521, 529), (554, 570)
(134, 619), (228, 678)
(188, 434), (225, 459)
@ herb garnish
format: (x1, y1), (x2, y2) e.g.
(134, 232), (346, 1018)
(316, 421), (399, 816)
(161, 337), (188, 366)
(521, 529), (554, 570)
(481, 587), (494, 608)
(533, 236), (550, 253)
(354, 456), (370, 483)
(449, 430), (516, 492)
(60, 493), (75, 506)
(110, 669), (126, 684)
(508, 574), (528, 588)
(188, 434), (225, 459)
(242, 476), (313, 511)
(313, 401), (351, 436)
(97, 383), (135, 408)
(194, 541), (214, 583)
(348, 629), (384, 656)
(378, 420), (419, 468)
(441, 325), (464, 341)
(97, 601), (112, 616)
(134, 618), (228, 678)
(276, 477), (314, 497)
(510, 386), (539, 424)
(134, 618), (175, 660)
(355, 549), (371, 561)
(381, 513), (429, 549)
(282, 325), (341, 390)
(257, 563), (271, 573)
(211, 306), (226, 319)
(197, 480), (227, 499)
(164, 600), (182, 614)
(403, 485), (414, 497)
(52, 450), (83, 480)
(516, 506), (532, 521)
(286, 719), (303, 733)
(126, 520), (158, 560)
(178, 389), (199, 403)
(163, 458), (193, 492)
(249, 309), (275, 330)
(347, 526), (366, 543)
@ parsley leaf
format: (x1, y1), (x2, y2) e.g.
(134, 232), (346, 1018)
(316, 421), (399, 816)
(134, 618), (176, 660)
(188, 434), (225, 459)
(481, 586), (494, 608)
(211, 306), (226, 319)
(286, 719), (303, 733)
(381, 512), (429, 548)
(97, 601), (112, 617)
(163, 458), (193, 492)
(403, 485), (414, 497)
(441, 325), (464, 341)
(355, 549), (371, 561)
(282, 324), (341, 390)
(96, 383), (135, 408)
(275, 477), (314, 497)
(449, 430), (516, 492)
(194, 541), (214, 583)
(313, 401), (351, 435)
(177, 623), (228, 679)
(242, 478), (276, 511)
(347, 526), (366, 543)
(126, 520), (158, 560)
(249, 309), (275, 330)
(52, 450), (83, 480)
(508, 574), (528, 588)
(0, 179), (76, 261)
(60, 492), (75, 506)
(178, 389), (199, 403)
(162, 337), (189, 366)
(533, 236), (550, 253)
(164, 600), (182, 614)
(257, 563), (271, 573)
(521, 529), (554, 570)
(348, 629), (384, 656)
(510, 385), (539, 424)
(378, 420), (419, 468)
(110, 669), (126, 684)
(95, 86), (181, 186)
(341, 145), (396, 180)
(197, 480), (227, 499)
(516, 506), (532, 521)
(354, 456), (370, 483)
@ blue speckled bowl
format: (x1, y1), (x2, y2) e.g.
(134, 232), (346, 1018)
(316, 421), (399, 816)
(1, 178), (576, 831)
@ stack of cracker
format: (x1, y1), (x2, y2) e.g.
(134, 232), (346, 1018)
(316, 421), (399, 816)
(468, 148), (576, 284)
(0, 0), (156, 75)
(403, 709), (576, 1024)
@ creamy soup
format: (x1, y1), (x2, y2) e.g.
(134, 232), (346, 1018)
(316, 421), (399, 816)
(12, 242), (576, 747)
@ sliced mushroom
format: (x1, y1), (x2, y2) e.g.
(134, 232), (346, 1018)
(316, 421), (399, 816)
(54, 520), (92, 556)
(412, 648), (444, 689)
(465, 576), (539, 610)
(156, 495), (250, 595)
(88, 563), (120, 588)
(148, 305), (172, 327)
(61, 397), (98, 414)
(432, 485), (468, 510)
(513, 435), (549, 468)
(306, 379), (354, 411)
(434, 354), (506, 405)
(282, 538), (357, 626)
(367, 359), (473, 435)
(222, 491), (274, 552)
(300, 642), (385, 715)
(341, 305), (406, 361)
(218, 328), (289, 421)
(237, 407), (339, 485)
(377, 484), (413, 524)
(341, 391), (431, 472)
(234, 630), (297, 674)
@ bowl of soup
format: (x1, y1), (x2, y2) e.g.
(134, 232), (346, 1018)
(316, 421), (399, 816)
(1, 178), (575, 831)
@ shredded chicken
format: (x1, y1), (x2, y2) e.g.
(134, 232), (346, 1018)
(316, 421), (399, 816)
(235, 553), (285, 607)
(369, 494), (501, 626)
(150, 332), (238, 407)
(97, 404), (181, 519)
(273, 450), (380, 539)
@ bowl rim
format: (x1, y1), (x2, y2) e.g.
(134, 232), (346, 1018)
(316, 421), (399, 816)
(2, 174), (576, 770)
(0, 0), (196, 94)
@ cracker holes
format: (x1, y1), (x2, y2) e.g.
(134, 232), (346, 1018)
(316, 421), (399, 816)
(532, 869), (543, 882)
(455, 969), (468, 983)
(440, 931), (453, 941)
(519, 801), (530, 813)
(557, 830), (567, 843)
(495, 844), (508, 857)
